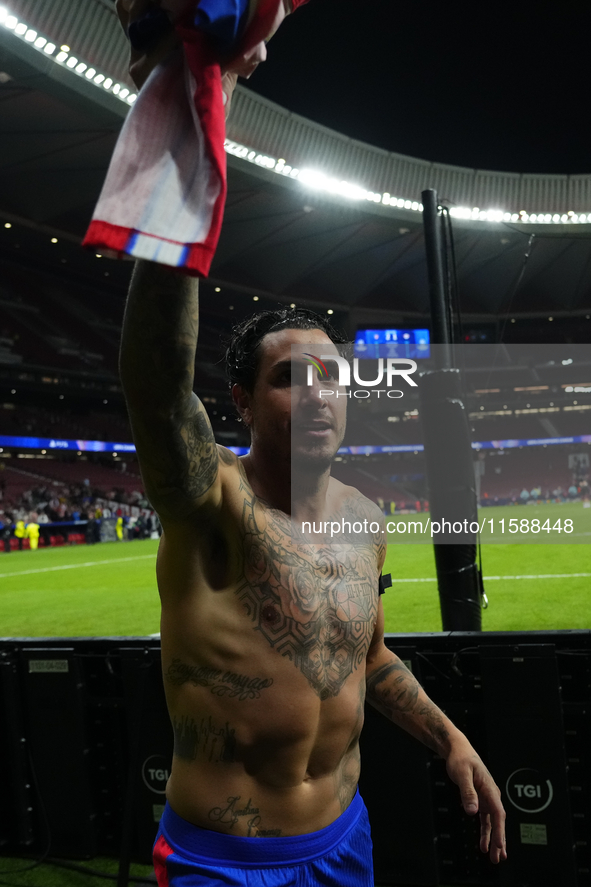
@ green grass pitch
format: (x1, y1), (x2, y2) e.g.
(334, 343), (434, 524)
(0, 502), (589, 637)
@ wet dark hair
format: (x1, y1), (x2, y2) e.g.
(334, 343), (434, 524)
(225, 307), (348, 392)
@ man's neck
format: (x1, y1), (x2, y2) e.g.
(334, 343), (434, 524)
(242, 442), (332, 520)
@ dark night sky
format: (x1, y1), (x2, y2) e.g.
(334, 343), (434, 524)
(244, 0), (591, 176)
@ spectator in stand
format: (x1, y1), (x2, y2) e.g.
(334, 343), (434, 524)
(1, 515), (12, 553)
(14, 518), (25, 550)
(26, 517), (40, 551)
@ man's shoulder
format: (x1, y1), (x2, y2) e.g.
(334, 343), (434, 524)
(328, 476), (384, 524)
(217, 444), (239, 467)
(217, 445), (249, 480)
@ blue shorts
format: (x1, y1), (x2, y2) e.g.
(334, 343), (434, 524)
(153, 790), (374, 886)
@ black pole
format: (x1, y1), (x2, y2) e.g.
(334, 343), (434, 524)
(421, 189), (482, 631)
(422, 189), (452, 369)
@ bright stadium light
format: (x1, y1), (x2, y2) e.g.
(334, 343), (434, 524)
(3, 8), (591, 224)
(1, 13), (137, 107)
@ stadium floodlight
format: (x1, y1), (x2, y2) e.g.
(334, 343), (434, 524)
(6, 8), (591, 226)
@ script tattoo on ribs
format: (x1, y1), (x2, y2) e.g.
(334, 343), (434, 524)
(208, 796), (282, 837)
(172, 714), (236, 763)
(234, 474), (381, 700)
(165, 659), (274, 701)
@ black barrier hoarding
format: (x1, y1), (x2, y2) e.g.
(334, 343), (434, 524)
(0, 633), (589, 886)
(120, 648), (173, 864)
(480, 645), (577, 886)
(0, 649), (34, 849)
(19, 647), (97, 857)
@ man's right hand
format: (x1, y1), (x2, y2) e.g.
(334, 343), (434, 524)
(115, 0), (179, 90)
(115, 0), (238, 115)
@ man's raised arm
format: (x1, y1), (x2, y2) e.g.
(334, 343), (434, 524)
(119, 261), (220, 523)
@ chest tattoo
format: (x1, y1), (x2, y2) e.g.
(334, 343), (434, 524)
(235, 482), (380, 700)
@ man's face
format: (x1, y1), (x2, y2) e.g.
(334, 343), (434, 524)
(236, 328), (348, 470)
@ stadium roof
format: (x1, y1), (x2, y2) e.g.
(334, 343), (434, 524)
(2, 0), (591, 326)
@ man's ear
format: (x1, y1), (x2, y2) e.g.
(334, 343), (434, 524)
(232, 383), (253, 427)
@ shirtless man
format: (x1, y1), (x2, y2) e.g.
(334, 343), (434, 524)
(119, 263), (507, 885)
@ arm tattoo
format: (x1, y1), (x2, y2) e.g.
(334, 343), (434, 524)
(165, 659), (273, 700)
(119, 261), (218, 517)
(366, 661), (420, 713)
(366, 659), (450, 751)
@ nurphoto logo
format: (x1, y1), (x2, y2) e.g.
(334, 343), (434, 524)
(304, 353), (418, 399)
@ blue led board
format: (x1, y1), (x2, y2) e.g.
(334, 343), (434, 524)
(354, 328), (430, 359)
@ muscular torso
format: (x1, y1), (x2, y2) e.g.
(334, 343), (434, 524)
(158, 450), (382, 837)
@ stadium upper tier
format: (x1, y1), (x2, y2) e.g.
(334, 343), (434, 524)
(3, 0), (591, 221)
